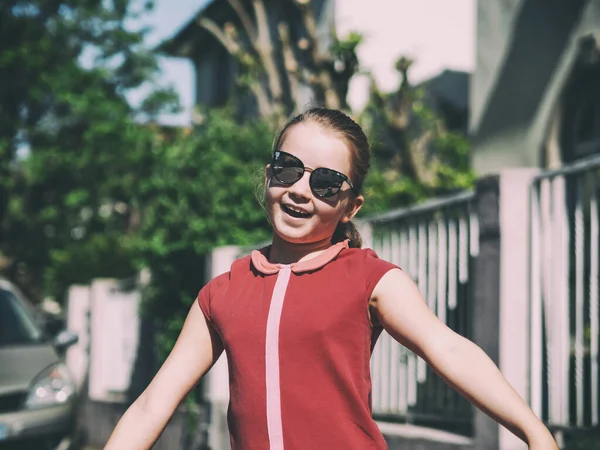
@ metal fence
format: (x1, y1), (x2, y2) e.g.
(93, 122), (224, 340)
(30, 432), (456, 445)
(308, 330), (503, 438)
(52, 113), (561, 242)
(530, 155), (600, 430)
(366, 191), (478, 436)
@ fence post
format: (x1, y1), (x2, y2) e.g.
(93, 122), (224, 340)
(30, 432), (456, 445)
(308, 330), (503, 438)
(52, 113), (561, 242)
(66, 285), (91, 390)
(472, 169), (539, 450)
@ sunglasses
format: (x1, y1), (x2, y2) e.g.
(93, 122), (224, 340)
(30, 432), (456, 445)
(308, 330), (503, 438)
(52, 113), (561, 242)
(270, 150), (355, 199)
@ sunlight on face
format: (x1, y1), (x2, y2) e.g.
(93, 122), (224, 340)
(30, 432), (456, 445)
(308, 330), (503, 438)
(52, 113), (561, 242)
(265, 122), (358, 245)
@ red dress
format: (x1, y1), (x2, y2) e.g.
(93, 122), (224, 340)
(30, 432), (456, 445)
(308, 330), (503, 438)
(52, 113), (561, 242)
(197, 240), (398, 449)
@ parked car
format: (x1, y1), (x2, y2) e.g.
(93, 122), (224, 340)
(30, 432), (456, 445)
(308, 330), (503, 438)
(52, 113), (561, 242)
(0, 278), (79, 450)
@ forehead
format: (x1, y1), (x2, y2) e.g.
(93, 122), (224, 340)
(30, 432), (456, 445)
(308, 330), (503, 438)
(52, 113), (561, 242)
(278, 122), (352, 174)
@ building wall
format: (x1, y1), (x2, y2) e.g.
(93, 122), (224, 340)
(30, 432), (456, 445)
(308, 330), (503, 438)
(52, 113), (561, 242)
(469, 0), (525, 136)
(528, 1), (600, 168)
(471, 0), (598, 175)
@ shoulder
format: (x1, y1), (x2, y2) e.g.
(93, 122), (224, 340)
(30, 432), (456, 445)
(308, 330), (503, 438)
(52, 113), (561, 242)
(230, 253), (253, 275)
(208, 253), (255, 288)
(197, 272), (230, 312)
(197, 253), (254, 315)
(336, 247), (401, 293)
(337, 246), (399, 270)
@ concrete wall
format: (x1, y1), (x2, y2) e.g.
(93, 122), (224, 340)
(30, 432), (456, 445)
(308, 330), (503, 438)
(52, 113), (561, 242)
(527, 1), (600, 167)
(80, 397), (205, 450)
(382, 422), (473, 450)
(469, 170), (540, 450)
(469, 0), (525, 136)
(66, 278), (208, 450)
(470, 0), (596, 175)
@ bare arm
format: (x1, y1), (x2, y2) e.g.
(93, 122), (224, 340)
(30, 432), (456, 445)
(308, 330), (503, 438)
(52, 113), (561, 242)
(370, 269), (558, 449)
(104, 302), (223, 450)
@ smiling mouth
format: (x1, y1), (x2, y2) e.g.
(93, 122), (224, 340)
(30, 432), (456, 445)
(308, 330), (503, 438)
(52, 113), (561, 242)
(281, 204), (311, 218)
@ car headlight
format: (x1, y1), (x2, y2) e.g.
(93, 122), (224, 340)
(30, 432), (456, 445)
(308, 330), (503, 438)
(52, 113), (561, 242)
(25, 363), (76, 409)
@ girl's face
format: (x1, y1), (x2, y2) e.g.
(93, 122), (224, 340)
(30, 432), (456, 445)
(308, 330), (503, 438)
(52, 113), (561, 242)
(265, 122), (364, 245)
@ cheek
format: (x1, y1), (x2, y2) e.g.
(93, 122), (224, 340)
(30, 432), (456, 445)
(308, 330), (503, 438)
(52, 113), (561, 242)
(264, 185), (280, 211)
(315, 200), (348, 224)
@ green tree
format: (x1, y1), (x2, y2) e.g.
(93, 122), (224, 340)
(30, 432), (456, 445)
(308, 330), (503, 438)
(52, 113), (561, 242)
(0, 0), (178, 301)
(189, 0), (362, 119)
(182, 0), (472, 213)
(360, 58), (474, 214)
(133, 109), (273, 358)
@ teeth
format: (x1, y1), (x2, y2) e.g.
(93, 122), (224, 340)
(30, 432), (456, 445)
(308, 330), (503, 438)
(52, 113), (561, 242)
(285, 205), (309, 216)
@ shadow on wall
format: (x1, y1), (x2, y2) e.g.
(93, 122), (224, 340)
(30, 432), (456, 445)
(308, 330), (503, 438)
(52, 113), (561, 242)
(475, 0), (589, 139)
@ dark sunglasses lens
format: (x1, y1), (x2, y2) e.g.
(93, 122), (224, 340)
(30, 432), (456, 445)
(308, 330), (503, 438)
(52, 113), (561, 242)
(272, 152), (304, 184)
(311, 168), (343, 198)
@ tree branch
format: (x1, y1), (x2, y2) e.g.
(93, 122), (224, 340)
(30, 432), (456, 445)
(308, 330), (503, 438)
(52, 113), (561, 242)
(295, 0), (322, 64)
(197, 17), (272, 118)
(252, 0), (284, 107)
(278, 22), (302, 106)
(250, 83), (273, 118)
(227, 0), (257, 42)
(294, 0), (340, 109)
(197, 17), (241, 54)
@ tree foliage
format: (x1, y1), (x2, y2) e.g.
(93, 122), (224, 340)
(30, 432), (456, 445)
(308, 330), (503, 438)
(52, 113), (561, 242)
(0, 0), (177, 301)
(134, 111), (273, 357)
(194, 0), (361, 119)
(191, 0), (473, 212)
(360, 58), (473, 213)
(1, 0), (474, 370)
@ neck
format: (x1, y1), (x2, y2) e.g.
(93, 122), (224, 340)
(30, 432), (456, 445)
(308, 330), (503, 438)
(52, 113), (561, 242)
(269, 233), (334, 265)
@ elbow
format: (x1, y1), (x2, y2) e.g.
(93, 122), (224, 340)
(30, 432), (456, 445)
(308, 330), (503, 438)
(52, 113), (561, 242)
(134, 389), (166, 419)
(135, 390), (151, 414)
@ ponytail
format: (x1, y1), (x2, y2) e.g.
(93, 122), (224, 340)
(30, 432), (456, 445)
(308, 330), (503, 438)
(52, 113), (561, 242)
(332, 220), (362, 248)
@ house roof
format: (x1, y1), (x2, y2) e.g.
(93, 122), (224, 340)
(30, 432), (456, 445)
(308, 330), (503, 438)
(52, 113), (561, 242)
(470, 0), (587, 137)
(420, 69), (469, 112)
(156, 0), (223, 57)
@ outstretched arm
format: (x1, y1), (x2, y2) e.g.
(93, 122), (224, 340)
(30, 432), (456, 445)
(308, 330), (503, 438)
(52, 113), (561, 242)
(104, 301), (223, 450)
(370, 269), (557, 449)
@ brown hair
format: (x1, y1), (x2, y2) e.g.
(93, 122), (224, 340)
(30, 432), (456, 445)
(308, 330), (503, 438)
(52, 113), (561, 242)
(272, 107), (371, 248)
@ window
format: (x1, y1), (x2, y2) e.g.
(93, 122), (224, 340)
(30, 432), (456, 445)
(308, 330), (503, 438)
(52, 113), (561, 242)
(559, 35), (600, 163)
(568, 86), (600, 158)
(0, 289), (43, 346)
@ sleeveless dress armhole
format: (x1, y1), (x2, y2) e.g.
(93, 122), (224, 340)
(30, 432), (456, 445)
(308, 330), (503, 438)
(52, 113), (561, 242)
(197, 271), (230, 325)
(363, 248), (401, 299)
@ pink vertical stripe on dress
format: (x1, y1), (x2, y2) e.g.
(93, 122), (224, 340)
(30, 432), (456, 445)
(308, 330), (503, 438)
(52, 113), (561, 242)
(265, 265), (291, 450)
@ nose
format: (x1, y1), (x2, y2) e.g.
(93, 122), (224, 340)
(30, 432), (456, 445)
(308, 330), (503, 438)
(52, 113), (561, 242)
(287, 170), (312, 200)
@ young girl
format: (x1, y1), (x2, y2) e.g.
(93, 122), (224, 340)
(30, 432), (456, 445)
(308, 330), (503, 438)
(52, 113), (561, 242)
(105, 108), (558, 449)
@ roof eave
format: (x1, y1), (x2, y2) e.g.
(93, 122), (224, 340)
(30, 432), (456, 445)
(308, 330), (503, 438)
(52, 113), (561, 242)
(154, 0), (218, 57)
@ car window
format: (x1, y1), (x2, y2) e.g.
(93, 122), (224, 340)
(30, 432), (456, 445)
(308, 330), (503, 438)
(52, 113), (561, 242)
(0, 288), (43, 346)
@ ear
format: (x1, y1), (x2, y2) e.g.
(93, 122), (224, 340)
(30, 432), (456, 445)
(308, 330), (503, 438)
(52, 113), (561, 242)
(340, 194), (364, 223)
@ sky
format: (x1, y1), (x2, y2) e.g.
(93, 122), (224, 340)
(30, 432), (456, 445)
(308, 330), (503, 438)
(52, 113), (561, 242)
(336, 0), (475, 110)
(128, 0), (207, 125)
(137, 0), (475, 122)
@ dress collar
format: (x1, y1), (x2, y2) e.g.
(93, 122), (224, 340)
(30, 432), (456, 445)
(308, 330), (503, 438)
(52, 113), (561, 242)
(251, 240), (349, 275)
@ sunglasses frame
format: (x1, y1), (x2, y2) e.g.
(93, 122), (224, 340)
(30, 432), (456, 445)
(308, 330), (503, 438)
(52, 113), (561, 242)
(270, 150), (355, 199)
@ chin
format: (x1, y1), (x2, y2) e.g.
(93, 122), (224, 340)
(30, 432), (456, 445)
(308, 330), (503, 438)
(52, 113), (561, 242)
(274, 224), (337, 246)
(273, 225), (313, 244)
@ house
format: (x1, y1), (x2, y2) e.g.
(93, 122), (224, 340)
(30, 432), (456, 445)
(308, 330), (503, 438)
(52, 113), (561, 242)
(158, 0), (335, 112)
(468, 1), (600, 448)
(469, 0), (600, 173)
(159, 0), (473, 128)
